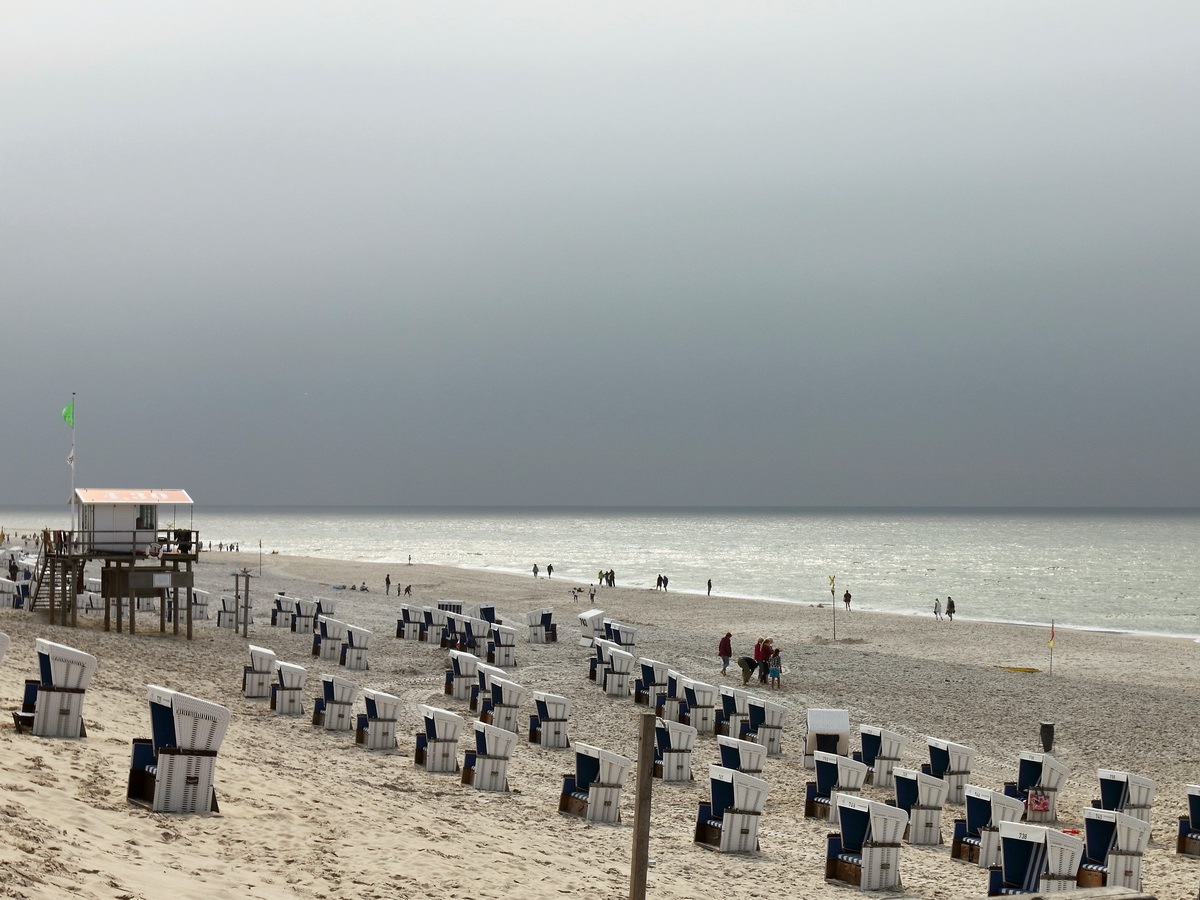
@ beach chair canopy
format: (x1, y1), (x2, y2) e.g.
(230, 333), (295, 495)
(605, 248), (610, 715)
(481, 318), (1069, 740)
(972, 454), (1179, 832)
(474, 720), (518, 758)
(146, 684), (231, 753)
(859, 724), (902, 767)
(418, 704), (464, 742)
(806, 708), (850, 756)
(36, 639), (98, 690)
(893, 767), (948, 813)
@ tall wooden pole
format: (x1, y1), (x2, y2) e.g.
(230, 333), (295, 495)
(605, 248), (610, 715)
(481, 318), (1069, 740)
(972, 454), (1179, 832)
(629, 712), (655, 900)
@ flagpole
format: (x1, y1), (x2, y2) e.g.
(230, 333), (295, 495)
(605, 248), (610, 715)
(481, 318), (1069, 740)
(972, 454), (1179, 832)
(69, 393), (77, 532)
(1049, 618), (1054, 677)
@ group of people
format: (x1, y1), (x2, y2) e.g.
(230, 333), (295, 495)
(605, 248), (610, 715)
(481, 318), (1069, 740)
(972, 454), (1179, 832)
(597, 569), (616, 587)
(720, 634), (783, 689)
(653, 574), (669, 591)
(569, 584), (598, 604)
(532, 563), (554, 578)
(933, 596), (956, 621)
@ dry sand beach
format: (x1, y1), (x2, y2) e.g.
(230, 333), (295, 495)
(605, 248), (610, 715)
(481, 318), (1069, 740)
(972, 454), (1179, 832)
(1, 552), (1198, 900)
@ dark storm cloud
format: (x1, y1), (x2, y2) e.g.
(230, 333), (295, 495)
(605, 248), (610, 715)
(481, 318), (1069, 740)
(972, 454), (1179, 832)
(3, 2), (1198, 508)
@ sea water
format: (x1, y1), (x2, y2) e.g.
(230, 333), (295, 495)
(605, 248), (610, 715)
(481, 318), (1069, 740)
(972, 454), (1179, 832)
(3, 506), (1198, 639)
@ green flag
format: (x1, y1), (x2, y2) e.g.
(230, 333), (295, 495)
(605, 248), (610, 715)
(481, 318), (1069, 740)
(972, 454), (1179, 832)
(62, 399), (74, 428)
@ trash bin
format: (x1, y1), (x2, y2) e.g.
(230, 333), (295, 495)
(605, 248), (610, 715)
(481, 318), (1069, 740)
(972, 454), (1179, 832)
(1040, 721), (1054, 753)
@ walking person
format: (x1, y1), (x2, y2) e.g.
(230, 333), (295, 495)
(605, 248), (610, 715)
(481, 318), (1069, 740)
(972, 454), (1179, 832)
(662, 575), (668, 591)
(843, 589), (851, 611)
(533, 564), (539, 578)
(946, 597), (955, 621)
(707, 578), (712, 596)
(547, 564), (553, 579)
(385, 574), (391, 595)
(934, 598), (942, 621)
(588, 583), (596, 603)
(718, 632), (732, 676)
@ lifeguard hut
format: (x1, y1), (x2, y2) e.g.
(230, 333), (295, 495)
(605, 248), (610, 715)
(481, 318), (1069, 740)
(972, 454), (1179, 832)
(29, 489), (201, 639)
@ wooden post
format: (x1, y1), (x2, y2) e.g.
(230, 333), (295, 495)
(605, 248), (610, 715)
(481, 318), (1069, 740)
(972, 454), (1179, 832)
(629, 712), (655, 900)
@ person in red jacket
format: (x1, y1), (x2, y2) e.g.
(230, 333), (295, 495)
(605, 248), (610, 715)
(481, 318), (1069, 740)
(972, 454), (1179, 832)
(718, 632), (733, 675)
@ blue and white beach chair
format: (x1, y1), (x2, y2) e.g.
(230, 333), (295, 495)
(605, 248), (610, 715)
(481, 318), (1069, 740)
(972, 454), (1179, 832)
(340, 623), (371, 671)
(127, 684), (230, 813)
(893, 766), (950, 846)
(529, 690), (571, 749)
(695, 764), (770, 853)
(415, 704), (464, 773)
(716, 734), (766, 776)
(1178, 783), (1200, 856)
(481, 675), (527, 733)
(986, 821), (1083, 895)
(924, 736), (976, 804)
(356, 688), (401, 750)
(654, 718), (697, 782)
(634, 658), (668, 706)
(1078, 807), (1152, 890)
(682, 678), (718, 734)
(462, 720), (518, 791)
(806, 750), (869, 823)
(1094, 768), (1155, 825)
(242, 645), (276, 699)
(270, 660), (307, 715)
(854, 724), (903, 789)
(825, 795), (909, 891)
(311, 673), (357, 731)
(952, 784), (1026, 868)
(558, 743), (631, 824)
(13, 639), (97, 738)
(1005, 751), (1068, 823)
(716, 685), (750, 738)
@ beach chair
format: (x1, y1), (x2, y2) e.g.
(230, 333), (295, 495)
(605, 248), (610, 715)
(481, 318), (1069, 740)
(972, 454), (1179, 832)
(446, 648), (479, 701)
(78, 591), (104, 615)
(695, 765), (770, 854)
(1178, 783), (1200, 856)
(414, 705), (464, 774)
(526, 607), (556, 643)
(462, 720), (518, 791)
(529, 691), (571, 749)
(311, 673), (357, 731)
(924, 737), (976, 805)
(216, 595), (238, 629)
(270, 593), (290, 626)
(655, 669), (686, 723)
(806, 751), (869, 823)
(716, 685), (750, 738)
(127, 685), (231, 814)
(744, 696), (787, 756)
(854, 724), (904, 789)
(682, 678), (718, 735)
(312, 596), (336, 618)
(421, 606), (448, 643)
(716, 735), (767, 776)
(893, 766), (950, 846)
(609, 621), (636, 651)
(805, 709), (851, 768)
(487, 623), (518, 667)
(1094, 768), (1155, 825)
(437, 599), (464, 615)
(470, 662), (506, 712)
(355, 688), (401, 750)
(441, 612), (463, 649)
(986, 821), (1083, 895)
(315, 616), (347, 662)
(292, 597), (317, 634)
(577, 608), (605, 646)
(12, 639), (97, 738)
(1003, 751), (1068, 823)
(587, 638), (617, 683)
(634, 658), (668, 706)
(654, 718), (697, 782)
(952, 785), (1027, 868)
(340, 623), (371, 671)
(603, 647), (635, 698)
(480, 676), (527, 733)
(270, 660), (307, 715)
(825, 795), (909, 891)
(558, 743), (631, 824)
(473, 603), (499, 625)
(1078, 808), (1152, 890)
(396, 603), (421, 640)
(242, 645), (276, 699)
(0, 578), (18, 609)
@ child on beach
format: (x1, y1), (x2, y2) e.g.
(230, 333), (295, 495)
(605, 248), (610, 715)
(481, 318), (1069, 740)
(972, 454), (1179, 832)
(769, 647), (782, 689)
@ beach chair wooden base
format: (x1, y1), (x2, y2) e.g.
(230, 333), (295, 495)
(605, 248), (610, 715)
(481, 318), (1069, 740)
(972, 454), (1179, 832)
(1178, 828), (1200, 857)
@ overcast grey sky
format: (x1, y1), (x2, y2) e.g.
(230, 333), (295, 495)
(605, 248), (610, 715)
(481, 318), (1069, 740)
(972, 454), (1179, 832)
(4, 2), (1198, 508)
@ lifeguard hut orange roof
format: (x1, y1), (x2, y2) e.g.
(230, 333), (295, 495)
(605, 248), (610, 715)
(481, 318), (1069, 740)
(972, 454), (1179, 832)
(73, 489), (193, 505)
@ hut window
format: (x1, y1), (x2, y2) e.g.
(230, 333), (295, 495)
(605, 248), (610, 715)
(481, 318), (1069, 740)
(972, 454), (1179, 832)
(136, 505), (157, 530)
